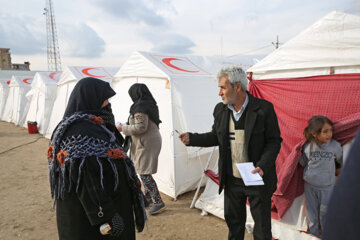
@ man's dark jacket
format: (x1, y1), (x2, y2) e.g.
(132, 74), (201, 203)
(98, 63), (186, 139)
(189, 93), (282, 194)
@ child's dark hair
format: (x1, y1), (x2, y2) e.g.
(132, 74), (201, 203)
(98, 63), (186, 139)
(303, 115), (333, 142)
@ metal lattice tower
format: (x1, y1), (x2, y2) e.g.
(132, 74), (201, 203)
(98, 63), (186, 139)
(44, 0), (62, 71)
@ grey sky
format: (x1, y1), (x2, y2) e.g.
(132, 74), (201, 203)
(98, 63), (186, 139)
(0, 0), (357, 70)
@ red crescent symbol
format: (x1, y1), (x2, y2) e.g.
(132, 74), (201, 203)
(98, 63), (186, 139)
(82, 68), (105, 78)
(49, 72), (58, 80)
(23, 78), (32, 84)
(6, 81), (10, 85)
(162, 58), (199, 73)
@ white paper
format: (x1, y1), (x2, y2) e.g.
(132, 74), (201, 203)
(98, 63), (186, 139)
(236, 162), (264, 186)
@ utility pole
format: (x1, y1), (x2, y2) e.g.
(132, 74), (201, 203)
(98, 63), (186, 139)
(44, 0), (62, 71)
(272, 35), (280, 49)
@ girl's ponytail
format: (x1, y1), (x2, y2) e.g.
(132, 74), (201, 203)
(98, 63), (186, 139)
(303, 126), (313, 142)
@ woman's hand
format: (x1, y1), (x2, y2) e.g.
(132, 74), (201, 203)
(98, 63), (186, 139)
(116, 124), (123, 132)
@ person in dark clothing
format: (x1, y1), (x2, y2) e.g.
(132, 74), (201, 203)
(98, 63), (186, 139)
(323, 129), (360, 240)
(48, 77), (146, 240)
(179, 66), (282, 240)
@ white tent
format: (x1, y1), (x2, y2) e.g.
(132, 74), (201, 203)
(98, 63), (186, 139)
(194, 11), (360, 240)
(0, 70), (37, 79)
(0, 71), (37, 121)
(1, 76), (33, 125)
(22, 72), (61, 135)
(246, 11), (359, 164)
(0, 78), (10, 119)
(248, 11), (360, 79)
(45, 66), (118, 138)
(111, 51), (248, 199)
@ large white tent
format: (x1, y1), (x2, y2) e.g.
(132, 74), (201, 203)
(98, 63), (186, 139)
(0, 78), (10, 119)
(1, 76), (33, 125)
(194, 11), (360, 240)
(111, 51), (247, 199)
(248, 11), (360, 79)
(22, 72), (61, 135)
(45, 66), (118, 138)
(246, 11), (359, 173)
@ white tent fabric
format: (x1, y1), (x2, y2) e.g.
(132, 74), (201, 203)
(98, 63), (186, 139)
(111, 51), (246, 199)
(1, 76), (33, 125)
(0, 78), (10, 119)
(0, 70), (37, 79)
(23, 72), (61, 135)
(246, 10), (357, 176)
(248, 11), (360, 80)
(246, 11), (358, 158)
(45, 66), (118, 138)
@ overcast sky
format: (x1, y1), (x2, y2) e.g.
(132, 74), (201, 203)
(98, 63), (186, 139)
(0, 0), (359, 71)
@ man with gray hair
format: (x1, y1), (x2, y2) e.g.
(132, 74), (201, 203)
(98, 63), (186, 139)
(179, 66), (282, 240)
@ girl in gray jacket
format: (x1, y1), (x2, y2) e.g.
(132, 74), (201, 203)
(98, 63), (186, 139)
(299, 115), (342, 238)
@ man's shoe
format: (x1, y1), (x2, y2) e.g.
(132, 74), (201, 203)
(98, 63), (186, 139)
(148, 202), (165, 215)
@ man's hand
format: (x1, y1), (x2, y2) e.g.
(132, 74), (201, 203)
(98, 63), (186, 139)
(116, 124), (123, 132)
(251, 167), (264, 177)
(178, 133), (190, 145)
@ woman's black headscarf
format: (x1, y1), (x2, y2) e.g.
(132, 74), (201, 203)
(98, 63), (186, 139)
(128, 83), (161, 127)
(64, 77), (115, 117)
(62, 77), (124, 144)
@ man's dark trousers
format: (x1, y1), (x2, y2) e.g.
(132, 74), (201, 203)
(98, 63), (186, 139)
(224, 176), (272, 240)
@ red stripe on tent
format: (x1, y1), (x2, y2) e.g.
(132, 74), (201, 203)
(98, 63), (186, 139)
(249, 73), (360, 219)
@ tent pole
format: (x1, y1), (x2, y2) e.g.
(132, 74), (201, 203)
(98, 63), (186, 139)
(168, 77), (178, 200)
(190, 146), (216, 209)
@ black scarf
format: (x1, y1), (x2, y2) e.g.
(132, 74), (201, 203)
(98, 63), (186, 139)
(53, 77), (122, 144)
(99, 103), (124, 145)
(128, 83), (161, 127)
(63, 77), (116, 118)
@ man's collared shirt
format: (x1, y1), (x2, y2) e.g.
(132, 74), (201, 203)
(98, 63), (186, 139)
(227, 93), (249, 122)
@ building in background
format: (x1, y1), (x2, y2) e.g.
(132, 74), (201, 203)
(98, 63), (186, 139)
(0, 48), (30, 71)
(12, 62), (30, 70)
(0, 48), (12, 70)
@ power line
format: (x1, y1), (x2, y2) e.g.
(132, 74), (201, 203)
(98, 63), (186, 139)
(227, 35), (282, 58)
(227, 44), (273, 58)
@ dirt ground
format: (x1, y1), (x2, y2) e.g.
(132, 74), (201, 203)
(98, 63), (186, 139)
(0, 121), (252, 240)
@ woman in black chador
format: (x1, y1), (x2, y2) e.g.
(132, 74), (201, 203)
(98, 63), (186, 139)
(47, 77), (146, 240)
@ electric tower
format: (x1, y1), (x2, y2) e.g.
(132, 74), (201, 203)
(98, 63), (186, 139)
(44, 0), (62, 71)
